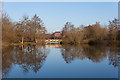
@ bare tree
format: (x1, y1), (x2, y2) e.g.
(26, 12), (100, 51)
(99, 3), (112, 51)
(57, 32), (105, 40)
(31, 14), (45, 43)
(15, 15), (30, 44)
(108, 18), (119, 40)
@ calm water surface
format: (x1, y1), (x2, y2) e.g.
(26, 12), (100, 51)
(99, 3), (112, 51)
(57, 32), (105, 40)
(2, 44), (120, 78)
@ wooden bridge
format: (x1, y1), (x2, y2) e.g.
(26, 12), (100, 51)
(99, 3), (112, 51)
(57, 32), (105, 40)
(45, 39), (62, 43)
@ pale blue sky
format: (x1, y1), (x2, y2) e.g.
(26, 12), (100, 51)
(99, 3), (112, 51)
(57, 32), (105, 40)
(3, 2), (118, 33)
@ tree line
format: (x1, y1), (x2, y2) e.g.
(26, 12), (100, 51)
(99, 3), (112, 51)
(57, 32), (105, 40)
(2, 13), (47, 44)
(2, 13), (120, 45)
(62, 19), (120, 44)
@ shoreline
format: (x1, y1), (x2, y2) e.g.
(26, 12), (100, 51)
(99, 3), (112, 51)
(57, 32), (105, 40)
(2, 40), (120, 47)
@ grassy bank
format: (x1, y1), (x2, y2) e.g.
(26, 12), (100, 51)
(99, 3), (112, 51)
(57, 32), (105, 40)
(2, 41), (46, 47)
(2, 39), (120, 47)
(61, 40), (120, 46)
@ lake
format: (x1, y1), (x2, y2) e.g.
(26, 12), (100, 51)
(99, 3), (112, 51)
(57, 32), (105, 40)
(2, 44), (120, 78)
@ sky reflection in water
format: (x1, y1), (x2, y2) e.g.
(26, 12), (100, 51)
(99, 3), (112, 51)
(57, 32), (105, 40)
(2, 44), (119, 78)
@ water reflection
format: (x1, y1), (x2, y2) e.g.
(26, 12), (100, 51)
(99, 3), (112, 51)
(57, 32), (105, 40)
(61, 44), (120, 66)
(2, 45), (49, 78)
(2, 44), (120, 78)
(108, 46), (120, 67)
(45, 44), (62, 48)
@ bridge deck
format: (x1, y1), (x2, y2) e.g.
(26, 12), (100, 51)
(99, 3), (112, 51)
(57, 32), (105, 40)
(45, 39), (62, 43)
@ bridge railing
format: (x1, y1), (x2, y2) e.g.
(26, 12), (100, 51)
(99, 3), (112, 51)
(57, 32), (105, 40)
(45, 39), (62, 43)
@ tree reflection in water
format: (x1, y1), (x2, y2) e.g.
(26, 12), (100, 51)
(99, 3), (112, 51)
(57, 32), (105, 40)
(108, 46), (120, 67)
(2, 44), (120, 78)
(2, 45), (49, 78)
(61, 45), (85, 63)
(61, 44), (120, 67)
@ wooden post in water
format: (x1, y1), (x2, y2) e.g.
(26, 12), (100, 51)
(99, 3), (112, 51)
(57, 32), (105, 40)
(21, 37), (24, 45)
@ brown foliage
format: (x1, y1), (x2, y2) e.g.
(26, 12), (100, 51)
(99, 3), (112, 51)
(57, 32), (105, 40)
(2, 13), (18, 43)
(2, 13), (47, 44)
(62, 19), (119, 44)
